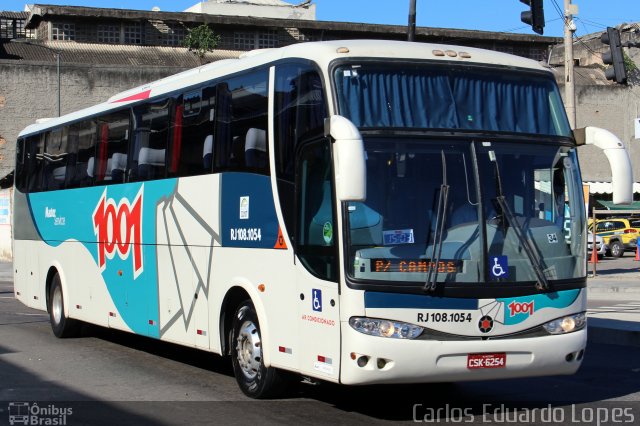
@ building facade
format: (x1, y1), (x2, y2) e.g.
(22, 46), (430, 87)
(548, 24), (640, 199)
(184, 0), (317, 21)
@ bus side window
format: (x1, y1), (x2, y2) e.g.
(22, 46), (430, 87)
(67, 119), (97, 188)
(15, 138), (27, 192)
(26, 134), (45, 193)
(43, 127), (68, 191)
(94, 110), (130, 185)
(215, 69), (269, 174)
(169, 85), (216, 177)
(215, 82), (231, 170)
(131, 98), (171, 182)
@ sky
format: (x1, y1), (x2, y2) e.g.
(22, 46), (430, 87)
(2, 0), (639, 39)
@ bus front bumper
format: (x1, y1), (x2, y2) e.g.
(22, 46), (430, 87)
(339, 323), (587, 385)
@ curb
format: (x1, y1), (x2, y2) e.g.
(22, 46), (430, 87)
(587, 317), (640, 347)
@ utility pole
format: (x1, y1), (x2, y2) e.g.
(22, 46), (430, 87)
(564, 0), (577, 128)
(408, 0), (416, 42)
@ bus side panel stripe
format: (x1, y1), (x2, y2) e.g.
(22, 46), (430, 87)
(364, 292), (479, 310)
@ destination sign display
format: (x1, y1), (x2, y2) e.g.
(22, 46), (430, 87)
(371, 259), (462, 273)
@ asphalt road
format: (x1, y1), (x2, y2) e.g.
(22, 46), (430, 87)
(586, 249), (640, 280)
(587, 253), (640, 311)
(1, 270), (640, 425)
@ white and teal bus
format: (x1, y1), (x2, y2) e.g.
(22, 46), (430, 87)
(13, 40), (632, 398)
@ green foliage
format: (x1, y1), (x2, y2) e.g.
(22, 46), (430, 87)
(183, 24), (221, 60)
(624, 52), (640, 86)
(623, 52), (638, 74)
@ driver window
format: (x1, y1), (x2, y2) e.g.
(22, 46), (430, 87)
(296, 140), (337, 281)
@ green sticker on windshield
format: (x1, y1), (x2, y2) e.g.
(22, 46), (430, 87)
(323, 222), (333, 245)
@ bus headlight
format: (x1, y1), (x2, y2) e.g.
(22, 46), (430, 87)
(542, 313), (586, 335)
(349, 317), (423, 339)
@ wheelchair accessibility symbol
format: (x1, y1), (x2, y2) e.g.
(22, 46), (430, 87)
(312, 289), (322, 312)
(490, 256), (508, 279)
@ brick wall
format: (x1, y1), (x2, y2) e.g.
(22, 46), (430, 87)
(0, 61), (187, 179)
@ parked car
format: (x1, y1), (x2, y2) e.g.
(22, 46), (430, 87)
(589, 218), (640, 257)
(587, 232), (607, 260)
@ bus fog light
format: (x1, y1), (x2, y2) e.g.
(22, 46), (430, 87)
(349, 317), (423, 339)
(543, 313), (586, 335)
(357, 356), (369, 367)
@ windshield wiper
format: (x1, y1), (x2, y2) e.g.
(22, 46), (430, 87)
(489, 151), (550, 291)
(425, 151), (449, 292)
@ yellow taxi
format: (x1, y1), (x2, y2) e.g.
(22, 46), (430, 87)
(589, 218), (640, 257)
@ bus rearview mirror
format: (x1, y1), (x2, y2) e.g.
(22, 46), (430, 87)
(326, 115), (366, 202)
(574, 126), (633, 205)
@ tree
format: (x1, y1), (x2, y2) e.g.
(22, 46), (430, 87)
(624, 52), (639, 85)
(183, 24), (221, 62)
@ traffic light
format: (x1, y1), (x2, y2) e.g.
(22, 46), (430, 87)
(520, 0), (544, 35)
(601, 27), (628, 85)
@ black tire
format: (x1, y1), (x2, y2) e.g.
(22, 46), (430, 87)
(48, 272), (80, 338)
(230, 300), (286, 399)
(610, 240), (624, 258)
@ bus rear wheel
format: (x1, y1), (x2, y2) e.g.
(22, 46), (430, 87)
(230, 300), (285, 399)
(49, 272), (80, 338)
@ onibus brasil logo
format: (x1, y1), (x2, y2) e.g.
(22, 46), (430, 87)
(92, 187), (144, 279)
(8, 402), (72, 425)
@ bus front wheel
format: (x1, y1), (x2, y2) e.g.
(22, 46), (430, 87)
(48, 272), (80, 338)
(230, 300), (285, 398)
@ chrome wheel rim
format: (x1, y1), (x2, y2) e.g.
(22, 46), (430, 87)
(612, 244), (622, 257)
(235, 320), (261, 380)
(52, 285), (63, 326)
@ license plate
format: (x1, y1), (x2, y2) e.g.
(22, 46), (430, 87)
(467, 353), (506, 369)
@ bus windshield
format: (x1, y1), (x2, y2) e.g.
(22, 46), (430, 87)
(345, 139), (586, 286)
(335, 62), (584, 287)
(333, 62), (572, 137)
